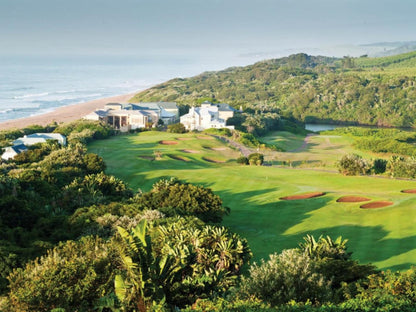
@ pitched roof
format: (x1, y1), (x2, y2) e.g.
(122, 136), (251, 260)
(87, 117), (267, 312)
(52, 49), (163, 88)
(217, 103), (236, 112)
(157, 102), (178, 110)
(11, 144), (28, 153)
(13, 137), (47, 146)
(13, 133), (66, 146)
(2, 144), (27, 154)
(105, 103), (132, 110)
(130, 102), (178, 111)
(93, 109), (109, 117)
(26, 133), (65, 141)
(107, 109), (146, 117)
(130, 103), (160, 111)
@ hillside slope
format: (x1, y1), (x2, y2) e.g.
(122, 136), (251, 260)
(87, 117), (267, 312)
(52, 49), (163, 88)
(131, 52), (416, 127)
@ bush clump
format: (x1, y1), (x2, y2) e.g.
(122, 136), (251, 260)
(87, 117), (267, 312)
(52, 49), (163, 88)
(248, 153), (264, 166)
(134, 178), (229, 223)
(337, 153), (371, 176)
(236, 156), (249, 165)
(167, 123), (187, 133)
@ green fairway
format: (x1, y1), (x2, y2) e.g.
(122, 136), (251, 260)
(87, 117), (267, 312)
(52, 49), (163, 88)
(89, 131), (416, 270)
(261, 131), (386, 169)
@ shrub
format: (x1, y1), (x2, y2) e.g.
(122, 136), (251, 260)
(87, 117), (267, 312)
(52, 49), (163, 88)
(7, 236), (116, 312)
(239, 249), (332, 306)
(167, 123), (187, 133)
(386, 156), (416, 178)
(67, 128), (96, 145)
(372, 158), (387, 174)
(237, 156), (249, 165)
(151, 218), (252, 307)
(134, 178), (229, 223)
(337, 154), (371, 176)
(340, 268), (416, 311)
(54, 120), (113, 140)
(63, 172), (132, 209)
(248, 153), (264, 166)
(204, 127), (232, 137)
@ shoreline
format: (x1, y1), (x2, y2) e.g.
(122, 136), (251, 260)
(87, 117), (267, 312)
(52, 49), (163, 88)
(0, 92), (137, 131)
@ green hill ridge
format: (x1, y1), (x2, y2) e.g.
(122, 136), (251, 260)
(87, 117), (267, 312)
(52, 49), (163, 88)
(131, 52), (416, 128)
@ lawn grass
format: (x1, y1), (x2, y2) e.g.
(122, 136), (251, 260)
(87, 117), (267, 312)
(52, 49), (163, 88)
(89, 131), (416, 270)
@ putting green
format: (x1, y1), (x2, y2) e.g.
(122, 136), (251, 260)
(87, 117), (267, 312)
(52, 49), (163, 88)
(89, 131), (416, 270)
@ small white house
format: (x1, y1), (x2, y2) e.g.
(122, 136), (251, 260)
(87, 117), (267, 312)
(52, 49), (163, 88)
(13, 133), (67, 146)
(1, 144), (28, 161)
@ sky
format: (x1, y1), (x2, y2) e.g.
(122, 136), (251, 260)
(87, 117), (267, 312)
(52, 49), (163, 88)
(1, 0), (415, 60)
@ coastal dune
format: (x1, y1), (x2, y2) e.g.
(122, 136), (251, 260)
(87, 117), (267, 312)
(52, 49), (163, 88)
(0, 92), (137, 131)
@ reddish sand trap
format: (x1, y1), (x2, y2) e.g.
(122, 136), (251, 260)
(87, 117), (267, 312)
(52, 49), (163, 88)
(159, 140), (178, 145)
(167, 154), (189, 162)
(211, 147), (228, 151)
(202, 157), (225, 163)
(401, 189), (416, 194)
(139, 155), (154, 160)
(176, 137), (193, 141)
(337, 196), (371, 203)
(197, 136), (214, 140)
(360, 201), (394, 209)
(280, 192), (326, 200)
(182, 149), (200, 153)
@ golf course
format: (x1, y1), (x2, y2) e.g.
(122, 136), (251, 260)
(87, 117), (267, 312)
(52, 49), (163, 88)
(88, 130), (416, 271)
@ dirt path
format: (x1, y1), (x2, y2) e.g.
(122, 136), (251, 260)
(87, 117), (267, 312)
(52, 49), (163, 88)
(213, 135), (256, 157)
(288, 133), (317, 153)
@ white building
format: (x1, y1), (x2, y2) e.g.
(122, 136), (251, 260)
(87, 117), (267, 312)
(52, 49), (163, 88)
(180, 101), (235, 131)
(84, 102), (179, 132)
(13, 133), (67, 146)
(1, 144), (28, 161)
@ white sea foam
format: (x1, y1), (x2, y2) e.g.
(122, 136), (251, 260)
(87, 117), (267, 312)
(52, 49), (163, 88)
(0, 108), (13, 114)
(0, 54), (204, 123)
(13, 92), (49, 99)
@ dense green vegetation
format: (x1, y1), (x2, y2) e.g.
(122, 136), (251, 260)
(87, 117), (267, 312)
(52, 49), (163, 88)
(88, 131), (416, 270)
(131, 52), (416, 127)
(5, 51), (416, 310)
(323, 127), (416, 156)
(3, 122), (416, 310)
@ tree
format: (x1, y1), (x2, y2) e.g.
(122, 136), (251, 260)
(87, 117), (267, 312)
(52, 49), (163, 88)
(7, 236), (116, 312)
(236, 156), (249, 165)
(248, 153), (264, 166)
(152, 217), (251, 307)
(63, 172), (133, 209)
(167, 123), (187, 133)
(239, 249), (331, 305)
(337, 153), (371, 176)
(134, 178), (229, 223)
(115, 220), (178, 312)
(299, 235), (376, 293)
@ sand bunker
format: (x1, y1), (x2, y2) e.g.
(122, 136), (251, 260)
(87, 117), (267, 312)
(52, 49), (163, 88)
(401, 189), (416, 194)
(280, 192), (326, 200)
(167, 154), (189, 162)
(139, 155), (154, 160)
(182, 149), (200, 153)
(202, 157), (225, 163)
(159, 140), (178, 145)
(210, 147), (228, 151)
(176, 137), (193, 141)
(197, 136), (214, 140)
(337, 196), (371, 203)
(360, 201), (394, 209)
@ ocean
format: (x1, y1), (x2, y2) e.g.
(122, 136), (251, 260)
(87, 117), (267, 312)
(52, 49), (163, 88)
(0, 54), (250, 124)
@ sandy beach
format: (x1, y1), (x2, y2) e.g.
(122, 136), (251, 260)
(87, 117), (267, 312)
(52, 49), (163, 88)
(0, 92), (137, 131)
